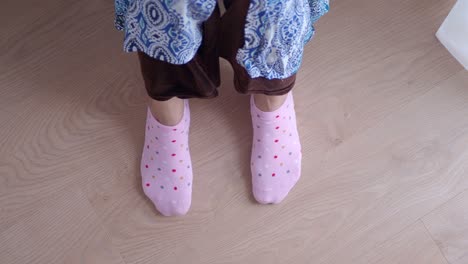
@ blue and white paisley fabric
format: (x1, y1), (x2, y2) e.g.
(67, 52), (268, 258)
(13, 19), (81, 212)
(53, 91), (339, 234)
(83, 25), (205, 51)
(116, 0), (216, 64)
(114, 0), (328, 78)
(237, 0), (328, 79)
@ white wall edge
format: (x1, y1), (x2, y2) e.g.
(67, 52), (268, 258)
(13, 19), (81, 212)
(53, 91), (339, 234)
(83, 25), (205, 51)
(436, 0), (468, 71)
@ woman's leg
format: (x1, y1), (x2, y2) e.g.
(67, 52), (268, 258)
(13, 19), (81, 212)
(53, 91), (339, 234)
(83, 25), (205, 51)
(137, 46), (220, 216)
(221, 0), (328, 204)
(141, 97), (192, 216)
(253, 94), (288, 112)
(123, 1), (221, 216)
(148, 97), (184, 126)
(249, 91), (302, 204)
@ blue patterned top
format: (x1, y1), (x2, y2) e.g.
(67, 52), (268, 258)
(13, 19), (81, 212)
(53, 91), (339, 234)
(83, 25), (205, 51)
(114, 0), (328, 79)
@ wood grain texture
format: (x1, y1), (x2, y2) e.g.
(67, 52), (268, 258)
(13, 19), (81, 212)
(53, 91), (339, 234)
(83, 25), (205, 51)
(423, 190), (468, 264)
(1, 0), (467, 263)
(354, 221), (448, 264)
(0, 187), (125, 264)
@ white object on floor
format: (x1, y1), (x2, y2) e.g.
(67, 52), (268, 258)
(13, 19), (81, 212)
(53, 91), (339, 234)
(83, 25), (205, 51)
(436, 0), (468, 70)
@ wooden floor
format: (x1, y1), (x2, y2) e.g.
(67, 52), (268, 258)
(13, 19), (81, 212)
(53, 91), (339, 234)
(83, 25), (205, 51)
(1, 0), (467, 263)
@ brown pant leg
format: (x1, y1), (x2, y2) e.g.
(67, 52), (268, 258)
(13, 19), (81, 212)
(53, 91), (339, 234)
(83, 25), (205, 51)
(220, 0), (297, 96)
(138, 5), (221, 101)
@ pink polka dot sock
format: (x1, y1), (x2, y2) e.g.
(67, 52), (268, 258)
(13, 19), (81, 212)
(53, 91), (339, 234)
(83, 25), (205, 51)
(250, 92), (302, 204)
(141, 100), (193, 216)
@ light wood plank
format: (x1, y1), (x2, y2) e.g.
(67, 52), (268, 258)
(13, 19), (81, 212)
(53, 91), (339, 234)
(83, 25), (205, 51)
(296, 0), (461, 145)
(423, 190), (468, 264)
(300, 70), (468, 264)
(354, 221), (448, 264)
(0, 187), (125, 264)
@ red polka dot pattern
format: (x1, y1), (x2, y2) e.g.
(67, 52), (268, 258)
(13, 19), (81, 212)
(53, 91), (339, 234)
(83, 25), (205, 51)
(250, 92), (302, 204)
(141, 103), (193, 215)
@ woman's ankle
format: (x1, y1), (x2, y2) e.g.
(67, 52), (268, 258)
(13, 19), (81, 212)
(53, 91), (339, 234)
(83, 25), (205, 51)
(148, 97), (185, 126)
(253, 93), (288, 112)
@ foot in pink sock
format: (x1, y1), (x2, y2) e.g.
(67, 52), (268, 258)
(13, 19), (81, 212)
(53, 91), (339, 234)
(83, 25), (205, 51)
(141, 100), (193, 216)
(250, 92), (302, 204)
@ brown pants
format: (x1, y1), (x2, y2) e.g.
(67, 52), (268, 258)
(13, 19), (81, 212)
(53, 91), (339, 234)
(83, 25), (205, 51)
(138, 0), (297, 101)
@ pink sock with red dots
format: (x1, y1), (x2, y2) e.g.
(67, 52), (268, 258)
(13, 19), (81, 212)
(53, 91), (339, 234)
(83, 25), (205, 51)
(141, 100), (193, 216)
(250, 92), (302, 204)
